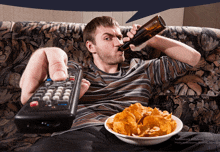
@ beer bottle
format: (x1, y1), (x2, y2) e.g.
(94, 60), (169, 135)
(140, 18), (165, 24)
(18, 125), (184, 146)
(119, 15), (166, 51)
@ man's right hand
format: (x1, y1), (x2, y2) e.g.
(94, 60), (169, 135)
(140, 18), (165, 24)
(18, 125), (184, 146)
(19, 47), (90, 105)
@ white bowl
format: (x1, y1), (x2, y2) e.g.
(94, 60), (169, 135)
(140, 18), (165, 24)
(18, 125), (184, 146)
(104, 114), (183, 146)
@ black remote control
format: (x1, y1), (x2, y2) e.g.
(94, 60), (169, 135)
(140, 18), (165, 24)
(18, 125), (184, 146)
(15, 61), (82, 133)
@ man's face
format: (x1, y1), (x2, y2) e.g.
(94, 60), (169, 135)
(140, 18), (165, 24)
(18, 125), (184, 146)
(89, 25), (125, 65)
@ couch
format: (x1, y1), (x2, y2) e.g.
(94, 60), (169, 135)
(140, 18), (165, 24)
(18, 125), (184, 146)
(0, 21), (220, 151)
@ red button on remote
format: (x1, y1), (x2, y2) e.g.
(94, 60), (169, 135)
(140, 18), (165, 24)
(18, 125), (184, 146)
(30, 101), (39, 107)
(69, 76), (75, 81)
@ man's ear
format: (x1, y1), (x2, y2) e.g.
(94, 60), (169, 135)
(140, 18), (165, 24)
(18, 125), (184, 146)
(86, 41), (96, 54)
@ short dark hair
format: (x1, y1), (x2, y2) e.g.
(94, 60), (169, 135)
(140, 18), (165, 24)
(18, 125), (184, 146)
(83, 16), (120, 44)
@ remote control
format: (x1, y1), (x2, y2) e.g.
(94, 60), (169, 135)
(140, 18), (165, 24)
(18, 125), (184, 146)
(15, 61), (82, 133)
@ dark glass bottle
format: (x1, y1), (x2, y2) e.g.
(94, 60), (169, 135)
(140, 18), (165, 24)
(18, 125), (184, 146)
(119, 15), (166, 51)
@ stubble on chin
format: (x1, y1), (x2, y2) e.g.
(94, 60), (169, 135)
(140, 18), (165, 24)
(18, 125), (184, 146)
(96, 49), (125, 65)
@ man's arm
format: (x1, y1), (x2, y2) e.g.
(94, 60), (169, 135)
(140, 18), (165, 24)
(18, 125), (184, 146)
(20, 47), (90, 105)
(146, 35), (201, 67)
(126, 24), (201, 67)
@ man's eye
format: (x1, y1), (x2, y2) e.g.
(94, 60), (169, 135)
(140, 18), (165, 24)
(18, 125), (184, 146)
(105, 37), (111, 40)
(118, 37), (122, 40)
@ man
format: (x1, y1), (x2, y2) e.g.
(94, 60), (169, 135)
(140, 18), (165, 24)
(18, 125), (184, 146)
(21, 16), (219, 151)
(20, 16), (200, 105)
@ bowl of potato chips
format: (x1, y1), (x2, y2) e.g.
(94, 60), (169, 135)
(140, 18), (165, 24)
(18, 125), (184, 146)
(104, 103), (183, 145)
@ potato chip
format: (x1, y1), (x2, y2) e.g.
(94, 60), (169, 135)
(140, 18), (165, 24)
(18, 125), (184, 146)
(113, 110), (138, 135)
(151, 108), (161, 116)
(113, 122), (127, 135)
(124, 103), (148, 122)
(107, 103), (177, 137)
(106, 117), (114, 129)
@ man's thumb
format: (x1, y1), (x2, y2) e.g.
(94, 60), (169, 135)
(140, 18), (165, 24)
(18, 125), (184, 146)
(51, 70), (67, 81)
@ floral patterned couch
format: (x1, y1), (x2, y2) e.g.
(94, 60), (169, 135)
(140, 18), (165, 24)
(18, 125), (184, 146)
(0, 21), (220, 151)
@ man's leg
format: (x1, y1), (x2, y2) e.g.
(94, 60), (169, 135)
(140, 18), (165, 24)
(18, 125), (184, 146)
(26, 126), (220, 152)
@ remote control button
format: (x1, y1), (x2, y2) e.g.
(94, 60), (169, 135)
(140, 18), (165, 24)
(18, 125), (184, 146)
(35, 93), (43, 97)
(52, 96), (59, 100)
(30, 101), (39, 107)
(66, 86), (72, 89)
(48, 86), (55, 89)
(45, 92), (52, 97)
(66, 82), (72, 86)
(55, 92), (61, 96)
(32, 97), (41, 101)
(43, 96), (50, 101)
(46, 78), (52, 81)
(58, 100), (68, 106)
(39, 87), (47, 90)
(47, 89), (54, 93)
(37, 90), (45, 94)
(39, 87), (47, 92)
(63, 96), (69, 100)
(69, 76), (75, 81)
(65, 89), (71, 93)
(64, 92), (70, 96)
(45, 82), (51, 86)
(58, 86), (64, 90)
(56, 82), (63, 86)
(56, 89), (62, 93)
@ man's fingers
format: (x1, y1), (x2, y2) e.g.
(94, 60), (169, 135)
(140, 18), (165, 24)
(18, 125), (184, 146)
(20, 49), (49, 104)
(126, 24), (141, 40)
(20, 47), (68, 105)
(20, 81), (38, 105)
(127, 31), (135, 39)
(79, 79), (90, 99)
(45, 48), (68, 81)
(122, 37), (130, 43)
(129, 44), (136, 51)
